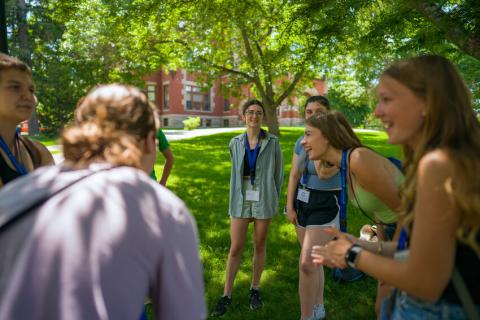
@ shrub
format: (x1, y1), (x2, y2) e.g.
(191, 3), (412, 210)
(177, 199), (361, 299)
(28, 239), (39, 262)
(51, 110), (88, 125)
(183, 116), (201, 130)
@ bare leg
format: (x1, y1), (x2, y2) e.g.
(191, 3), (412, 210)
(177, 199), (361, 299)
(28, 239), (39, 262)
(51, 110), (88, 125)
(223, 218), (251, 296)
(299, 227), (333, 319)
(296, 225), (306, 246)
(251, 218), (271, 288)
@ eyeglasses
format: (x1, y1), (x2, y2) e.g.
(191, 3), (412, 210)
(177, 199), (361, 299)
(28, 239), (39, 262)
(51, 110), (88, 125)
(245, 110), (263, 116)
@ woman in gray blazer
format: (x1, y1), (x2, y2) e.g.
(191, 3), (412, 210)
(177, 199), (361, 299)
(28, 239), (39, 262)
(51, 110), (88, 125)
(211, 99), (283, 317)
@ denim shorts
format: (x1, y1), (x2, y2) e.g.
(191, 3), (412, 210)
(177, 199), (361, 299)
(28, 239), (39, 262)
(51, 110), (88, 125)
(382, 290), (480, 320)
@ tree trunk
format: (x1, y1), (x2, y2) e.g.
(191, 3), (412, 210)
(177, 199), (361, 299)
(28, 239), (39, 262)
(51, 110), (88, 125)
(0, 0), (8, 54)
(264, 103), (280, 137)
(16, 0), (39, 135)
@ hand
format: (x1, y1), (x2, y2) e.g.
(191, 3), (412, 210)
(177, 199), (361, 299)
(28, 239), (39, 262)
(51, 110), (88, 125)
(286, 206), (298, 226)
(311, 227), (353, 269)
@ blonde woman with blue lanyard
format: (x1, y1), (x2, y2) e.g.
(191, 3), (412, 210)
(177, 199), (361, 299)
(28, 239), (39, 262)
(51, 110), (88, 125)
(212, 99), (283, 317)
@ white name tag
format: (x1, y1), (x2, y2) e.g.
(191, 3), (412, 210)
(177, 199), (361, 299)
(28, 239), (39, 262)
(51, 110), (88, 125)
(297, 188), (310, 203)
(246, 190), (260, 202)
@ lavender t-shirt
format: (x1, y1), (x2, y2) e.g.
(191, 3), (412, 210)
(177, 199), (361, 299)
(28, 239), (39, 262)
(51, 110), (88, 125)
(0, 164), (206, 320)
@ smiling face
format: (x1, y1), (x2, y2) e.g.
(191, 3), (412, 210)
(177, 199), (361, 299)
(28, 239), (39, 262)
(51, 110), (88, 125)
(374, 75), (426, 149)
(0, 69), (37, 125)
(242, 104), (264, 129)
(304, 102), (328, 120)
(301, 125), (330, 160)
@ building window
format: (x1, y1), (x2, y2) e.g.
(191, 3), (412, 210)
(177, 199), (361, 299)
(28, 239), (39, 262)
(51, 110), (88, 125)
(223, 99), (230, 111)
(163, 85), (169, 110)
(163, 118), (169, 127)
(185, 85), (210, 111)
(223, 119), (229, 127)
(147, 84), (156, 103)
(206, 119), (212, 127)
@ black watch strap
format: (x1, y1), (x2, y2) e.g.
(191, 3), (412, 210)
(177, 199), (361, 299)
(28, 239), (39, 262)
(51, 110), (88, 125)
(344, 244), (362, 268)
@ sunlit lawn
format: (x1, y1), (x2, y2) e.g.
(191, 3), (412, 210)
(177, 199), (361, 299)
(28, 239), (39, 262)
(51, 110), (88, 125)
(27, 134), (59, 146)
(151, 127), (401, 320)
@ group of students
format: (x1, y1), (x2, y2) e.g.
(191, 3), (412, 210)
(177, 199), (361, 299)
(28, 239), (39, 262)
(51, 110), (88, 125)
(212, 54), (480, 320)
(0, 52), (479, 320)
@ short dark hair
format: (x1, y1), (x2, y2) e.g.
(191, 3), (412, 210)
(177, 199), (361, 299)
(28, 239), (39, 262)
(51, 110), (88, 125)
(304, 95), (330, 109)
(242, 99), (265, 115)
(0, 54), (32, 79)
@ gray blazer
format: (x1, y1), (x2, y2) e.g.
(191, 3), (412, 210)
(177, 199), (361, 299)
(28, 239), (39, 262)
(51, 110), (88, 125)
(228, 131), (284, 218)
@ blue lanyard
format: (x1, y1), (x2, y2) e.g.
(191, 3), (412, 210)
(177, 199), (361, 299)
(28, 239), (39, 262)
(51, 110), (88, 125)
(339, 149), (348, 232)
(397, 228), (408, 250)
(301, 155), (309, 185)
(245, 133), (260, 186)
(0, 133), (28, 175)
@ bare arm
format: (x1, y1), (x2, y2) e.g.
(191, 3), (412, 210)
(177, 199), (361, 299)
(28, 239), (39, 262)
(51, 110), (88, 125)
(314, 150), (459, 301)
(159, 147), (174, 186)
(286, 152), (301, 225)
(349, 148), (402, 213)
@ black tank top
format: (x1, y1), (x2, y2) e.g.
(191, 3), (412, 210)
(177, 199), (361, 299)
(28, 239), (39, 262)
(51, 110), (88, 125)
(0, 151), (23, 185)
(242, 130), (265, 177)
(441, 238), (480, 304)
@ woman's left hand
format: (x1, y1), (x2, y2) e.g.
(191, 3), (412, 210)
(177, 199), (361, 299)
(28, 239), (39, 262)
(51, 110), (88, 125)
(311, 227), (353, 269)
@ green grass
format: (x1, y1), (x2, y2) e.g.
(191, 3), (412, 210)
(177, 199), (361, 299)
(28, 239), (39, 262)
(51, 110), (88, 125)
(26, 134), (59, 147)
(151, 127), (401, 320)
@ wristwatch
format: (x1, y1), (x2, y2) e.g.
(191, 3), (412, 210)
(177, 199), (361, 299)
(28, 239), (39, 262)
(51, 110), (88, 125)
(344, 244), (363, 268)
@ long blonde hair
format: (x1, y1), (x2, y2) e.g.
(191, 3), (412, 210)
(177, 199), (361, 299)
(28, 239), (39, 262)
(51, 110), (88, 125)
(62, 84), (155, 169)
(383, 55), (480, 255)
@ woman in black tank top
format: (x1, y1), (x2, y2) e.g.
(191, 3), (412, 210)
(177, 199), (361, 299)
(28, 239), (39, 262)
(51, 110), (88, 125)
(312, 55), (480, 319)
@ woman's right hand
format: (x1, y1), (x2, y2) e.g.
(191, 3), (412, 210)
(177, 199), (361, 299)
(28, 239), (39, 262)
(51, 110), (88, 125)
(286, 207), (298, 225)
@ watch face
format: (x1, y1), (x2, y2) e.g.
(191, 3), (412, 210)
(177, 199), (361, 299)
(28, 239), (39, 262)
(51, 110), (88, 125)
(345, 244), (362, 268)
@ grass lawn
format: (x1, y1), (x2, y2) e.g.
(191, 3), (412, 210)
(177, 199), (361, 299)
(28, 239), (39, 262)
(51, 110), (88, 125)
(151, 127), (401, 320)
(25, 134), (60, 147)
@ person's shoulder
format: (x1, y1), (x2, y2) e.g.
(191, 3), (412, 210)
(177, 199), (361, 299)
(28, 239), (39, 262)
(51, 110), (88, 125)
(349, 146), (392, 172)
(418, 149), (454, 174)
(30, 140), (54, 165)
(230, 133), (245, 145)
(264, 132), (280, 143)
(349, 146), (375, 164)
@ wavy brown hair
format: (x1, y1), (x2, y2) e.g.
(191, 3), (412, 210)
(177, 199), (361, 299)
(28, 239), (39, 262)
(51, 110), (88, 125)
(305, 110), (362, 150)
(62, 84), (155, 169)
(383, 55), (480, 255)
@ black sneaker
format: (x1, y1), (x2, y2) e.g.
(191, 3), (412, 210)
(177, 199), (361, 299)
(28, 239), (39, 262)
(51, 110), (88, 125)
(211, 296), (232, 317)
(248, 288), (263, 310)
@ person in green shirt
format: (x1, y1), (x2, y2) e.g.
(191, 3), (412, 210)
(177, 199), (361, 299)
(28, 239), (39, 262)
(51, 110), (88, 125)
(150, 129), (174, 186)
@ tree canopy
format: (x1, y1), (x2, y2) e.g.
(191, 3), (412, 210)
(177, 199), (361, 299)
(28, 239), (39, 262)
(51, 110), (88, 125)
(4, 0), (480, 133)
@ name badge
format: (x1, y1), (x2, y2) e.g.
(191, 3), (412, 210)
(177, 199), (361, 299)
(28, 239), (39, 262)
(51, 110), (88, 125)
(297, 188), (310, 203)
(246, 190), (260, 202)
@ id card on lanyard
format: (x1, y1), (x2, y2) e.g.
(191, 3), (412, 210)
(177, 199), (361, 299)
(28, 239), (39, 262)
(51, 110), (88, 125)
(0, 132), (28, 176)
(297, 154), (310, 203)
(245, 133), (260, 202)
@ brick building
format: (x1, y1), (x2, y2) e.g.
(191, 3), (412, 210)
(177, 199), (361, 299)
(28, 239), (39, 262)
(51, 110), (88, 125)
(144, 69), (327, 128)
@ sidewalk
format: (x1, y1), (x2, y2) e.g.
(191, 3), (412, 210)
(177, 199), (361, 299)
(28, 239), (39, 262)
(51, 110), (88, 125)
(47, 127), (243, 164)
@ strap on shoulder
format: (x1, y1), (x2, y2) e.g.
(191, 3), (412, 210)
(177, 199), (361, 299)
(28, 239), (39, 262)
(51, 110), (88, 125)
(18, 135), (42, 169)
